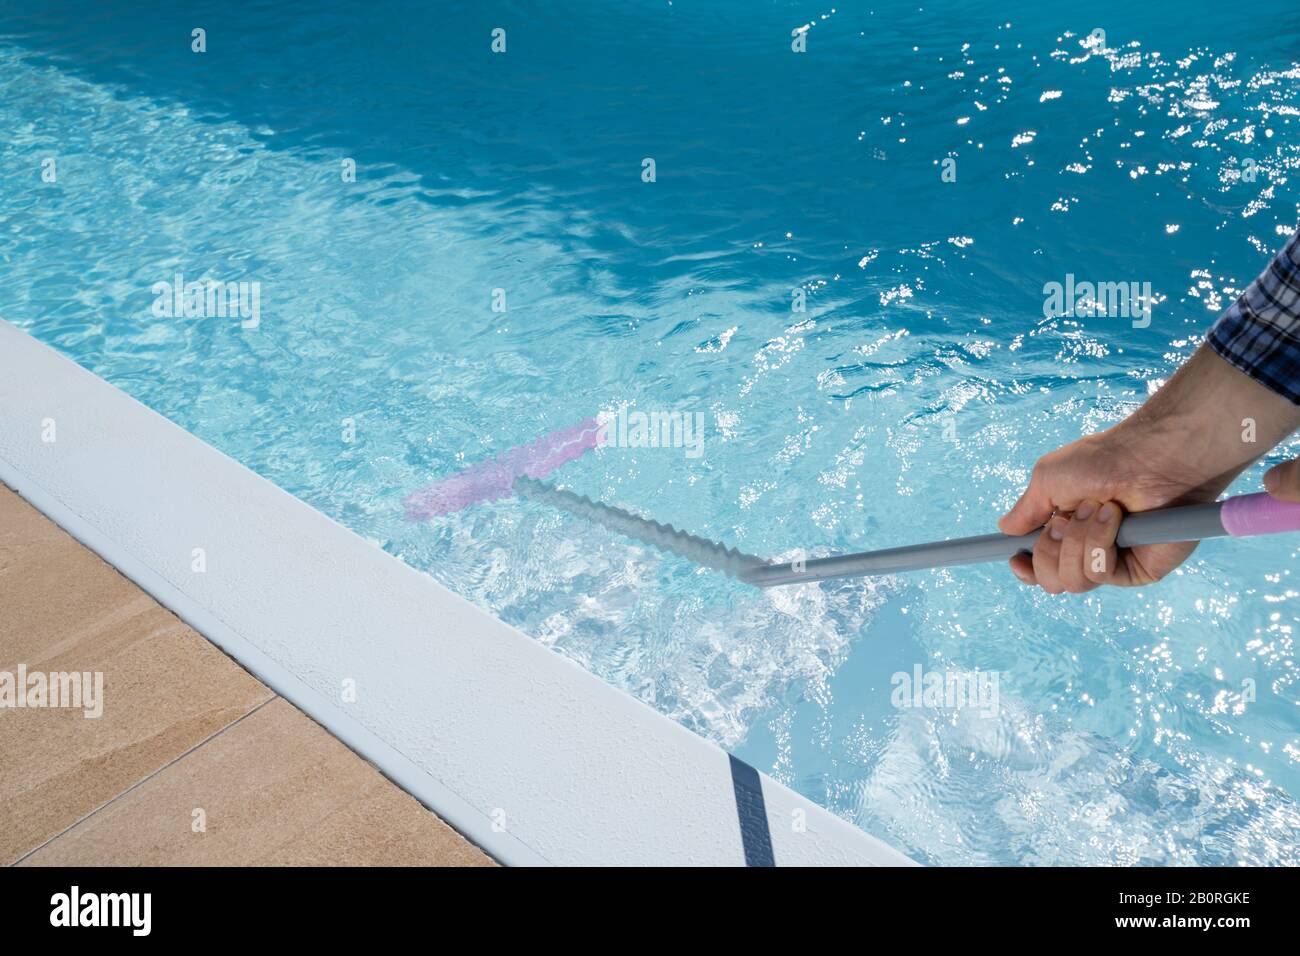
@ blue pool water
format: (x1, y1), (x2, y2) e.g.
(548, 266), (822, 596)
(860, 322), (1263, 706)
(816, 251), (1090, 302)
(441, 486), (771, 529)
(3, 1), (1300, 864)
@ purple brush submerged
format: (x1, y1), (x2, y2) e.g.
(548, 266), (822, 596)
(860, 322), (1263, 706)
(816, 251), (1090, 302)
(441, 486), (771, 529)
(403, 417), (603, 519)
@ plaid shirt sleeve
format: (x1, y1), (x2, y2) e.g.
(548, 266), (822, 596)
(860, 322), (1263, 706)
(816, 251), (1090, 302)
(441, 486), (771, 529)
(1206, 229), (1300, 404)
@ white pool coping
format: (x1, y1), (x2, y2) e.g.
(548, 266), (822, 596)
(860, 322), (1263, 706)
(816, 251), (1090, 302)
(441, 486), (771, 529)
(0, 319), (914, 867)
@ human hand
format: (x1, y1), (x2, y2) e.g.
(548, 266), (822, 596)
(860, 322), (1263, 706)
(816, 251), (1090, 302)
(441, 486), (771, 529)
(999, 347), (1300, 594)
(1263, 457), (1300, 501)
(997, 429), (1213, 592)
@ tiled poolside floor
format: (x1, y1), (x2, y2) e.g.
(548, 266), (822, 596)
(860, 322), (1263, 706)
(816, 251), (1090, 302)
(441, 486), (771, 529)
(0, 483), (493, 866)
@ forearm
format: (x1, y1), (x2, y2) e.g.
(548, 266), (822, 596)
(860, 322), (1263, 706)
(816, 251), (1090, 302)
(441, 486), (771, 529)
(1110, 345), (1300, 498)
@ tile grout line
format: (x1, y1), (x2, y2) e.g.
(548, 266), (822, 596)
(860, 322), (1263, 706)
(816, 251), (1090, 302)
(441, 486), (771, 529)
(4, 484), (501, 865)
(9, 694), (280, 866)
(3, 482), (525, 866)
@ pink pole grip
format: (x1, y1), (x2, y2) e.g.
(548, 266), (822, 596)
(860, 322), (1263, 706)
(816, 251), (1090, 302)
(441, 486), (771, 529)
(1220, 492), (1300, 538)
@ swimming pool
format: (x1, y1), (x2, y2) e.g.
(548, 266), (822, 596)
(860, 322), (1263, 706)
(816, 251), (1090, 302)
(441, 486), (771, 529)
(2, 0), (1298, 865)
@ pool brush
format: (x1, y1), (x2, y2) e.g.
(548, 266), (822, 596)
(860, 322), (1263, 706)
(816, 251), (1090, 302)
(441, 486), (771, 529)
(405, 419), (1300, 587)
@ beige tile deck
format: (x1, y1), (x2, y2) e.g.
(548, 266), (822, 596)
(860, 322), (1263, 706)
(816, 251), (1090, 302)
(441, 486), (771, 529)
(0, 484), (493, 866)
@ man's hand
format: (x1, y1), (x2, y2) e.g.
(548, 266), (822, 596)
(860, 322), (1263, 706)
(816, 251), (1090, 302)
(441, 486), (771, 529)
(1264, 458), (1300, 501)
(1001, 346), (1300, 594)
(998, 431), (1209, 592)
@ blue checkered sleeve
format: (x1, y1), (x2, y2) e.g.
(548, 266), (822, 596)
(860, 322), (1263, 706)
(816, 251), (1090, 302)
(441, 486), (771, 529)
(1207, 229), (1300, 404)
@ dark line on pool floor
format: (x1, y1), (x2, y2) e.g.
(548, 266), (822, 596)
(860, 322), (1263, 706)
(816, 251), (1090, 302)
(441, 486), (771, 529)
(728, 754), (775, 867)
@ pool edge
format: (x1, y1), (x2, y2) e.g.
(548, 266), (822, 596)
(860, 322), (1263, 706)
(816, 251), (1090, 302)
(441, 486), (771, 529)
(0, 318), (915, 867)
